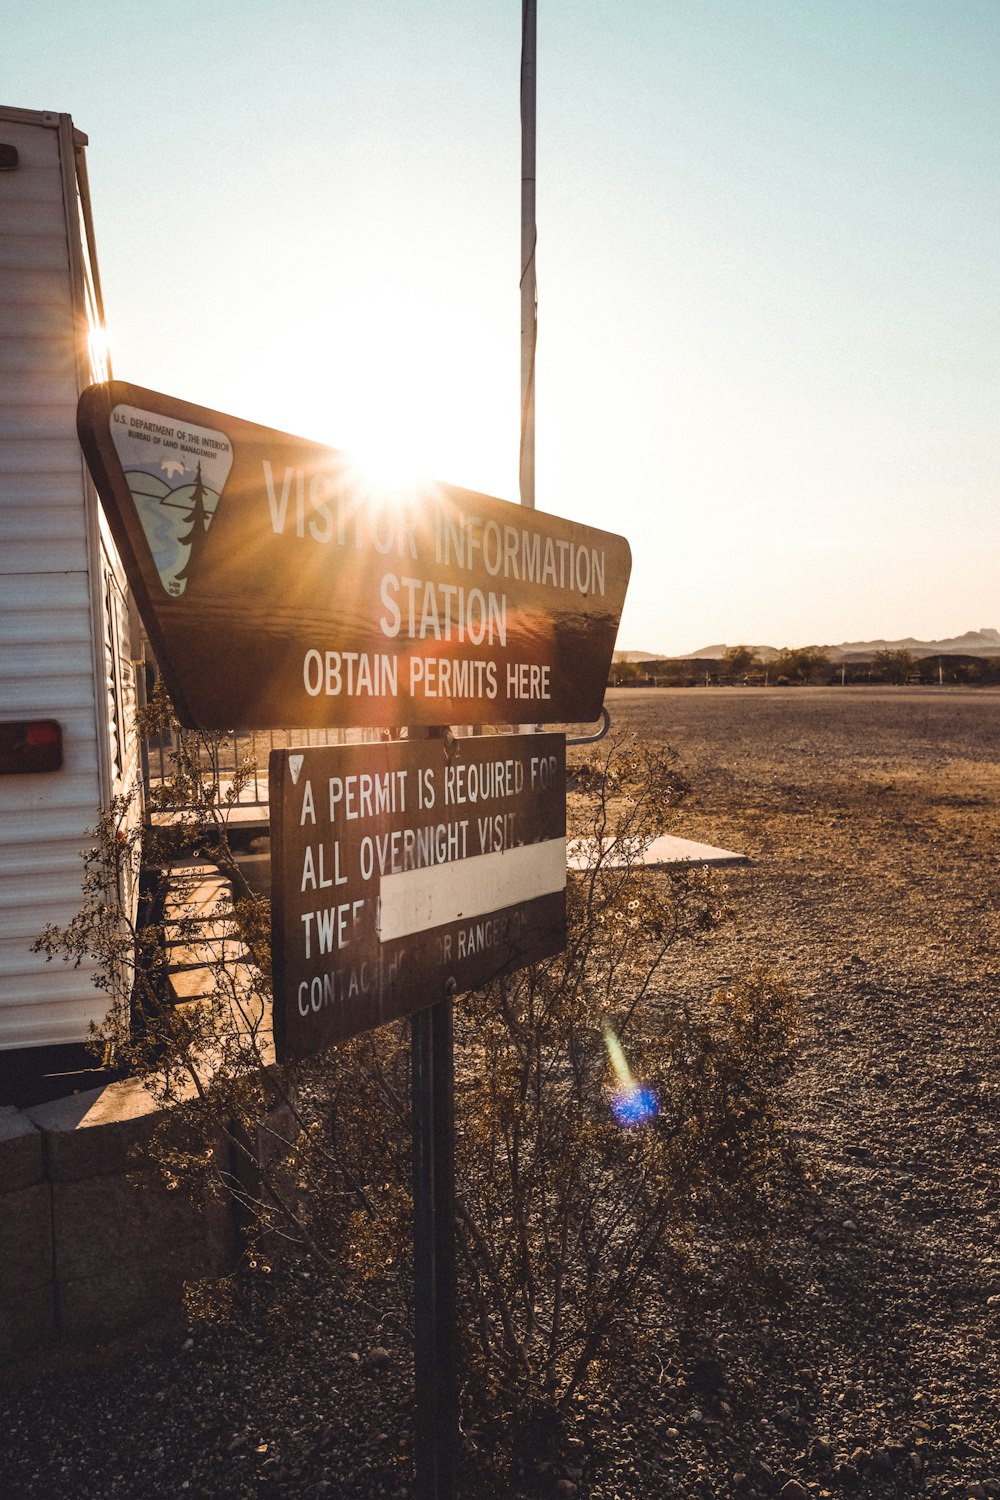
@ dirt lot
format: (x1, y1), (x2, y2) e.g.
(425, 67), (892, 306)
(3, 686), (998, 1498)
(599, 686), (1000, 1498)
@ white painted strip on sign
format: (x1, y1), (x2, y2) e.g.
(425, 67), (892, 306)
(378, 838), (566, 943)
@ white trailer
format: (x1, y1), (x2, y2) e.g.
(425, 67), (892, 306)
(0, 106), (138, 1060)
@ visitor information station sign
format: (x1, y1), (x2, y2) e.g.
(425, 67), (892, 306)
(77, 382), (631, 730)
(270, 734), (566, 1061)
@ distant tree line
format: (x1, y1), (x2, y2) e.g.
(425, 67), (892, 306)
(609, 646), (1000, 688)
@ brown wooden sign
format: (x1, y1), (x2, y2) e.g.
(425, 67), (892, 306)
(77, 382), (631, 730)
(269, 734), (566, 1060)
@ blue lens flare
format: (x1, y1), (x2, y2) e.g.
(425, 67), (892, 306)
(602, 1021), (659, 1128)
(611, 1084), (659, 1129)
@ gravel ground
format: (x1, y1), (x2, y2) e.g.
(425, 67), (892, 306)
(3, 686), (998, 1500)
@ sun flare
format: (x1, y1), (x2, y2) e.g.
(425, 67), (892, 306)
(602, 1022), (659, 1129)
(220, 276), (515, 502)
(344, 440), (428, 500)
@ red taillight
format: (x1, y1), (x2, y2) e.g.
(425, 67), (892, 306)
(0, 720), (63, 774)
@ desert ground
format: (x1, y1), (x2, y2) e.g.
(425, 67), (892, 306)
(3, 686), (998, 1498)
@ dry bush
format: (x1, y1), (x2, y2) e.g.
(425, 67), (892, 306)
(35, 716), (800, 1464)
(448, 739), (799, 1454)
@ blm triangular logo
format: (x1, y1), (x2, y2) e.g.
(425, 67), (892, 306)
(110, 405), (234, 596)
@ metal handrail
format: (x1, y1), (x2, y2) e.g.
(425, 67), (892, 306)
(565, 706), (612, 746)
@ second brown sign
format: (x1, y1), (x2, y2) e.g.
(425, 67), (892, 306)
(269, 733), (567, 1061)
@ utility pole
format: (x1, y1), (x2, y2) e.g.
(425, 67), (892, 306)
(520, 0), (537, 509)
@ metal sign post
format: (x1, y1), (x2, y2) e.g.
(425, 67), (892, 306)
(412, 992), (457, 1499)
(520, 0), (537, 511)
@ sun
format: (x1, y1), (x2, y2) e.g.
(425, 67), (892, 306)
(340, 443), (435, 520)
(219, 275), (515, 501)
(346, 442), (424, 494)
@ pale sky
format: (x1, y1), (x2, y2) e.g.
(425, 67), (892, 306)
(7, 1), (999, 654)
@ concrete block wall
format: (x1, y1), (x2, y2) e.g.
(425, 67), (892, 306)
(0, 1077), (243, 1360)
(0, 866), (294, 1363)
(0, 1106), (54, 1354)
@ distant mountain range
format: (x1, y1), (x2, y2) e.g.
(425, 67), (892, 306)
(620, 628), (1000, 663)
